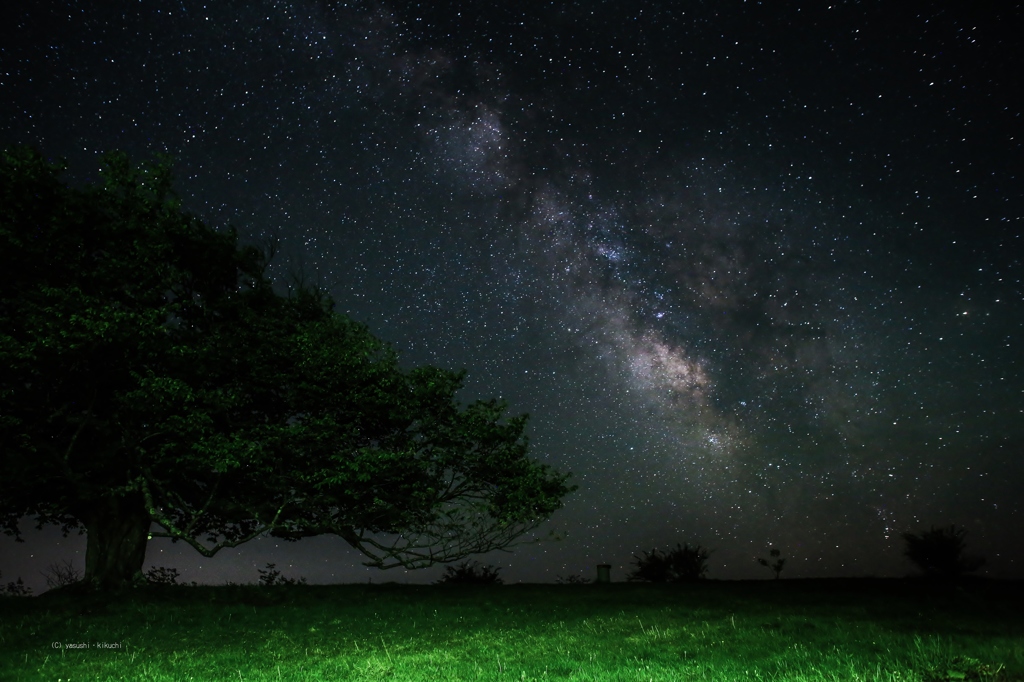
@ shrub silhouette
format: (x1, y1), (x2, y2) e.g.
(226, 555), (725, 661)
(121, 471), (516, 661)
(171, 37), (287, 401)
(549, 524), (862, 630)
(901, 524), (985, 579)
(257, 563), (308, 586)
(757, 548), (786, 579)
(627, 543), (711, 583)
(555, 573), (592, 584)
(433, 560), (504, 585)
(144, 566), (199, 587)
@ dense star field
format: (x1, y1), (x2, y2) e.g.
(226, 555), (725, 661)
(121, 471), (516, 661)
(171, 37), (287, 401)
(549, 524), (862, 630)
(1, 1), (1021, 593)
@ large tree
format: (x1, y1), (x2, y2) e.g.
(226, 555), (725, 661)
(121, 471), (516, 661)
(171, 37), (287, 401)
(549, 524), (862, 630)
(0, 147), (577, 594)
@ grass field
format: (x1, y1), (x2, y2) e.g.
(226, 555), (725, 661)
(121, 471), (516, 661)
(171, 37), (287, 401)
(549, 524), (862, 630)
(0, 578), (1020, 681)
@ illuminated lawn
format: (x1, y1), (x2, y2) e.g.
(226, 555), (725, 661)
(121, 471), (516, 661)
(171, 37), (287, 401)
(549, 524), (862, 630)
(1, 579), (1020, 681)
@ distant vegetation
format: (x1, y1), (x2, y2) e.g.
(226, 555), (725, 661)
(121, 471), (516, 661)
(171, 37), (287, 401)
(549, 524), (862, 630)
(433, 560), (504, 586)
(757, 548), (787, 579)
(555, 573), (592, 584)
(143, 566), (197, 587)
(257, 563), (308, 587)
(901, 524), (986, 580)
(0, 571), (32, 597)
(627, 543), (712, 583)
(1, 523), (990, 596)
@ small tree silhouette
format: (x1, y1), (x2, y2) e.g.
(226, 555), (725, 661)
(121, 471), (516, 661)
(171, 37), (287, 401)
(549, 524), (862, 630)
(433, 560), (504, 585)
(627, 543), (711, 583)
(41, 560), (81, 590)
(757, 548), (786, 579)
(901, 525), (985, 580)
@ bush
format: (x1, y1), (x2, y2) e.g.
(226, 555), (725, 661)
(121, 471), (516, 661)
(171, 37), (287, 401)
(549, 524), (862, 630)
(41, 559), (81, 590)
(901, 525), (985, 580)
(555, 573), (591, 584)
(145, 566), (180, 586)
(257, 563), (307, 586)
(433, 560), (504, 585)
(144, 566), (198, 587)
(627, 543), (711, 583)
(0, 571), (33, 598)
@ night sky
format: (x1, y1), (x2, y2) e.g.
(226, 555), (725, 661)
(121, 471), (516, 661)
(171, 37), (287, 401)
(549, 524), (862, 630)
(2, 1), (1022, 594)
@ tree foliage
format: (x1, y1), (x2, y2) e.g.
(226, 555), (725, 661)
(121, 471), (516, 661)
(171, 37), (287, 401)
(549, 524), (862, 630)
(0, 146), (577, 593)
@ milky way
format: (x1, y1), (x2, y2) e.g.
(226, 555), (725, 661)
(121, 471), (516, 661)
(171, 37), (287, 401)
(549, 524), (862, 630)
(1, 1), (1021, 591)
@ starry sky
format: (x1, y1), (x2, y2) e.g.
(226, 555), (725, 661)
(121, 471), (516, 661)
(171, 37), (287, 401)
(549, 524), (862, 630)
(2, 1), (1022, 594)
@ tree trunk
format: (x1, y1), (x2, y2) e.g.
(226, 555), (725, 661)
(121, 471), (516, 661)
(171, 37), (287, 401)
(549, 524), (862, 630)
(78, 490), (152, 593)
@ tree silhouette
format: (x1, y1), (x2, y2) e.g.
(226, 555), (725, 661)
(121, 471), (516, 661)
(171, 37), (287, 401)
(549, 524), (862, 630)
(627, 543), (711, 582)
(757, 548), (786, 579)
(901, 525), (985, 580)
(0, 147), (577, 595)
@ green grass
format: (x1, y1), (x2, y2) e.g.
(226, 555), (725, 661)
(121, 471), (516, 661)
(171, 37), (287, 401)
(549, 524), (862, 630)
(0, 578), (1020, 681)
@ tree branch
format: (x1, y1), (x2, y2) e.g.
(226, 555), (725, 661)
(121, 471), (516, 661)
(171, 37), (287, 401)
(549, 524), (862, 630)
(181, 474), (222, 537)
(63, 388), (97, 466)
(271, 496), (556, 570)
